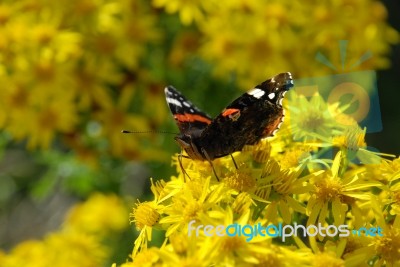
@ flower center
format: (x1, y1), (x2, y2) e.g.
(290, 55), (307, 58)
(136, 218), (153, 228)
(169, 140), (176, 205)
(130, 202), (159, 229)
(373, 228), (400, 263)
(315, 178), (343, 202)
(183, 201), (202, 221)
(224, 169), (256, 192)
(299, 111), (325, 132)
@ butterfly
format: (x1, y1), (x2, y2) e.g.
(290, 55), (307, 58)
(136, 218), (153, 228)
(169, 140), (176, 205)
(165, 72), (293, 178)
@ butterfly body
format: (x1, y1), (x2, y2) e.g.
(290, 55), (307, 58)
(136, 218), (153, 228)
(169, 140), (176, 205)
(165, 72), (293, 161)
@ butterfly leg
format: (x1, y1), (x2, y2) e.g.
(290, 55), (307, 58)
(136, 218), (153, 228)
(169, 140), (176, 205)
(178, 152), (191, 181)
(201, 148), (220, 182)
(230, 154), (238, 169)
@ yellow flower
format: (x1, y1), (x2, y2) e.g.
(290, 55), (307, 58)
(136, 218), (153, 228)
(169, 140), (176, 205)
(215, 207), (314, 266)
(278, 146), (312, 170)
(156, 233), (215, 266)
(130, 201), (160, 230)
(306, 151), (382, 227)
(194, 0), (398, 87)
(6, 89), (78, 149)
(45, 231), (109, 267)
(152, 0), (219, 25)
(123, 126), (397, 266)
(66, 193), (128, 235)
(288, 92), (339, 142)
(160, 177), (228, 236)
(367, 157), (400, 216)
(372, 226), (400, 265)
(343, 196), (400, 266)
(262, 164), (316, 224)
(0, 0), (166, 161)
(250, 139), (272, 163)
(95, 86), (168, 160)
(0, 194), (127, 267)
(332, 125), (387, 165)
(130, 201), (161, 257)
(333, 126), (367, 151)
(231, 192), (254, 215)
(128, 248), (160, 267)
(223, 165), (257, 192)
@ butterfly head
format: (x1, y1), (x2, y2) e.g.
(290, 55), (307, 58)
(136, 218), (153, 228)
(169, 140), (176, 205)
(174, 133), (205, 161)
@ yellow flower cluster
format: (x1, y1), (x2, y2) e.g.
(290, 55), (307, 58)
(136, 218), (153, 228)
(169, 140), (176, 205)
(157, 0), (399, 89)
(125, 94), (400, 266)
(0, 0), (398, 165)
(0, 0), (166, 162)
(0, 194), (129, 267)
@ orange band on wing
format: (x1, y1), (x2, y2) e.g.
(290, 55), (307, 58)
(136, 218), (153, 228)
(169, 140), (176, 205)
(174, 113), (212, 124)
(222, 108), (240, 117)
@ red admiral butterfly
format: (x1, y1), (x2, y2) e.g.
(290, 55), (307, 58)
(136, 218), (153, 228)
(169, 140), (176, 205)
(165, 72), (293, 178)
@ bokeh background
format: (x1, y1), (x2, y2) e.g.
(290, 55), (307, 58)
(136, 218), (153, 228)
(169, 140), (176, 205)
(0, 0), (398, 266)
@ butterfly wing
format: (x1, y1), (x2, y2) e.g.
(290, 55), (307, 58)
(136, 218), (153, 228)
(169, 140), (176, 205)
(198, 72), (294, 159)
(165, 86), (212, 135)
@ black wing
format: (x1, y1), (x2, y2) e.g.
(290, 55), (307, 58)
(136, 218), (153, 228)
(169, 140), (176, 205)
(197, 72), (294, 159)
(165, 86), (213, 135)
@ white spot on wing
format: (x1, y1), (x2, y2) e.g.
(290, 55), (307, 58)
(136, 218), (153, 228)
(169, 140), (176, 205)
(164, 87), (173, 96)
(248, 88), (265, 99)
(166, 97), (182, 107)
(183, 101), (191, 107)
(268, 93), (275, 100)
